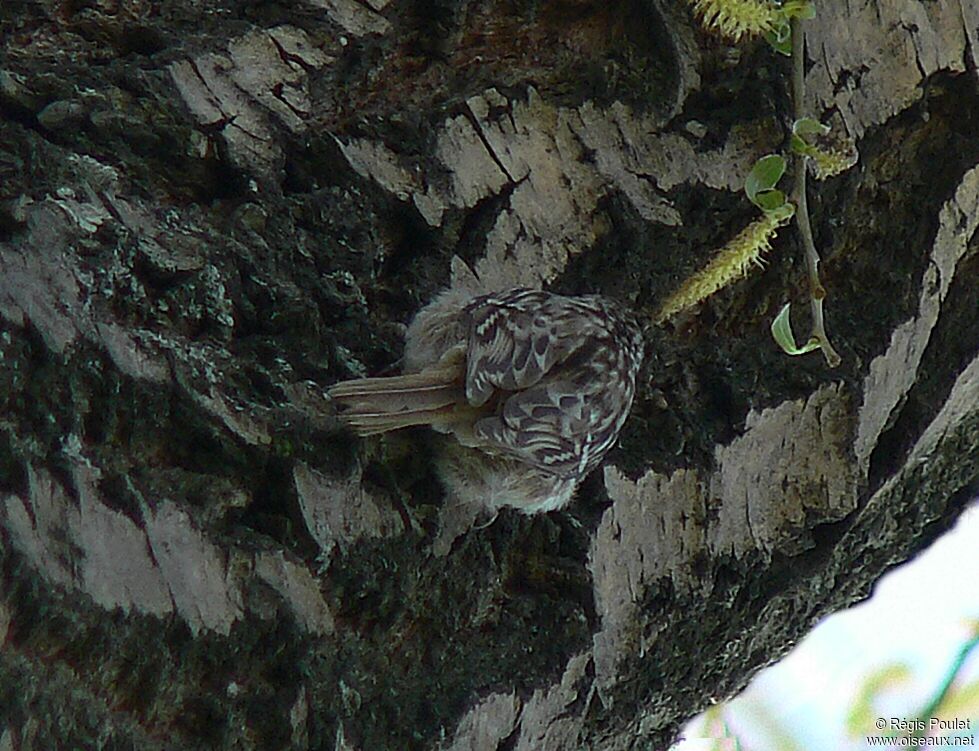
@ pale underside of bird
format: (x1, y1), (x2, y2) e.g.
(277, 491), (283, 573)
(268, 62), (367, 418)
(328, 287), (644, 514)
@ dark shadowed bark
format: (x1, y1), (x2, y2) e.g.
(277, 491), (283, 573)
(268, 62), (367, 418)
(1, 1), (978, 749)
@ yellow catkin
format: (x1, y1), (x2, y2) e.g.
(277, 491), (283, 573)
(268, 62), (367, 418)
(812, 145), (859, 180)
(655, 205), (794, 324)
(689, 0), (779, 40)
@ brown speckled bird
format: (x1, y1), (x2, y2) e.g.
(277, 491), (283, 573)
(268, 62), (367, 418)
(328, 287), (644, 514)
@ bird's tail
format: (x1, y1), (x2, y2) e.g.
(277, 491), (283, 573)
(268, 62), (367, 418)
(328, 357), (472, 436)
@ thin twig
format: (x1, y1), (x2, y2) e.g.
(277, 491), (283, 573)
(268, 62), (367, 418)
(912, 631), (979, 743)
(790, 16), (841, 368)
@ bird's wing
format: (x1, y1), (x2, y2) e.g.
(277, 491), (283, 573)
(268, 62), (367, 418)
(471, 380), (604, 478)
(464, 290), (579, 407)
(461, 290), (630, 478)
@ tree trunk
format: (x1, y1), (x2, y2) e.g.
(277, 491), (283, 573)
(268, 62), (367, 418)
(1, 1), (977, 749)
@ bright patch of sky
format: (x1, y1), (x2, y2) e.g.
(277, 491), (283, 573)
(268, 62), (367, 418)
(676, 503), (979, 751)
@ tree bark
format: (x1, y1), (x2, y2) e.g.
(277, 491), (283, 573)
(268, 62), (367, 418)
(1, 1), (978, 749)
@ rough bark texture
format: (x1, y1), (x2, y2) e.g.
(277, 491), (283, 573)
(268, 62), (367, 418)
(1, 1), (978, 750)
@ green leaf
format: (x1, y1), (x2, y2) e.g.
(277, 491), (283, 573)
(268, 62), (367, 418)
(771, 304), (822, 356)
(769, 201), (796, 223)
(770, 18), (791, 42)
(745, 155), (787, 209)
(765, 29), (793, 56)
(780, 0), (816, 20)
(765, 18), (792, 55)
(790, 133), (818, 157)
(844, 664), (912, 738)
(753, 189), (786, 212)
(792, 117), (831, 138)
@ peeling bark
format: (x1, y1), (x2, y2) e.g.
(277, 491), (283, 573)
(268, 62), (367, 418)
(1, 1), (978, 750)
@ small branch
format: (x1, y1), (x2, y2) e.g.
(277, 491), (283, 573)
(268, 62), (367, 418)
(790, 16), (841, 368)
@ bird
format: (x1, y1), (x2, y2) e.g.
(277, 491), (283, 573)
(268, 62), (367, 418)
(328, 286), (645, 514)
